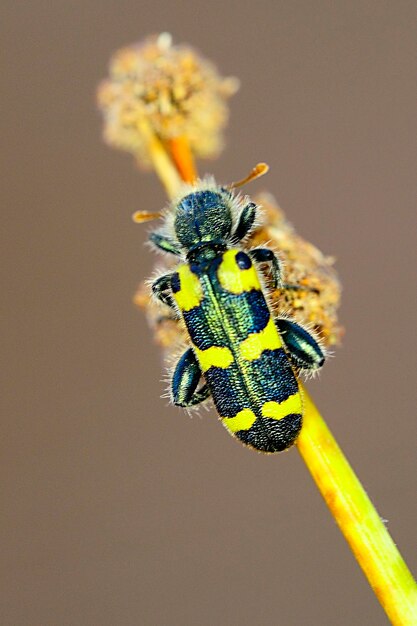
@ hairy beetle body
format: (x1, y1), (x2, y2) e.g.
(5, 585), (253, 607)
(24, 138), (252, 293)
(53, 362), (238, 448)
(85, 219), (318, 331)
(147, 180), (325, 453)
(172, 249), (302, 452)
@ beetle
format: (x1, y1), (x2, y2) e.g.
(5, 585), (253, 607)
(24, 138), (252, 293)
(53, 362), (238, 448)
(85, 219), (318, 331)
(134, 164), (325, 453)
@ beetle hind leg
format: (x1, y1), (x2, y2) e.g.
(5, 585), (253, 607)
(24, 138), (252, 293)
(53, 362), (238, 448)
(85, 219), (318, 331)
(172, 348), (211, 407)
(275, 318), (325, 371)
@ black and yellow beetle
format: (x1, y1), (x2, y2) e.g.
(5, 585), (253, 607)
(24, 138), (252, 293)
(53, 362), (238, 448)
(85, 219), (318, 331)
(134, 165), (325, 453)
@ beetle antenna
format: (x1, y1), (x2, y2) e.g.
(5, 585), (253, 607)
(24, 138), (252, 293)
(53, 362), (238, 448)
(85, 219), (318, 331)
(131, 163), (269, 222)
(229, 162), (269, 189)
(132, 210), (163, 224)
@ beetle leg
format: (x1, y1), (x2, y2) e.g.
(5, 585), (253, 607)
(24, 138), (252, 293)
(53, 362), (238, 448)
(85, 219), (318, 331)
(249, 247), (282, 288)
(149, 232), (182, 256)
(275, 318), (325, 371)
(151, 273), (176, 309)
(233, 202), (257, 242)
(172, 349), (211, 407)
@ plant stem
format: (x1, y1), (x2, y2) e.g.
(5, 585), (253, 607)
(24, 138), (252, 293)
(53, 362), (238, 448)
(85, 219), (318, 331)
(144, 124), (417, 625)
(166, 136), (198, 183)
(137, 118), (182, 197)
(298, 386), (417, 625)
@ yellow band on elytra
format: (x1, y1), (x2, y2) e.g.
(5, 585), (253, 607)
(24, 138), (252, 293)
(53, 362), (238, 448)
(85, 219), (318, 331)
(239, 317), (282, 361)
(173, 265), (203, 311)
(222, 408), (257, 433)
(262, 394), (302, 421)
(193, 345), (233, 371)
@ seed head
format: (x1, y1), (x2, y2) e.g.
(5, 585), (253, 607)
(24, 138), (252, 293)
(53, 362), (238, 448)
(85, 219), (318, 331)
(97, 33), (238, 167)
(251, 193), (343, 347)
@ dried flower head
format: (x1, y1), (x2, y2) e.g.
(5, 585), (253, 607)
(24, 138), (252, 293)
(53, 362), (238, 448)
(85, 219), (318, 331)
(251, 193), (342, 347)
(97, 33), (238, 167)
(134, 192), (342, 358)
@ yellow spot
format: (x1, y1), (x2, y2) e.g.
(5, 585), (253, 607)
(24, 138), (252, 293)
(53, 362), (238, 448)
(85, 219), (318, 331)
(222, 408), (257, 433)
(194, 345), (233, 371)
(262, 394), (302, 421)
(173, 264), (203, 311)
(239, 317), (282, 361)
(217, 249), (260, 294)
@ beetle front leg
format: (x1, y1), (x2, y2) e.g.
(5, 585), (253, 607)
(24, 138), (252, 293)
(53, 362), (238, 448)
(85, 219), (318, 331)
(172, 349), (211, 407)
(249, 247), (282, 288)
(275, 318), (325, 371)
(152, 273), (176, 309)
(233, 202), (257, 242)
(149, 232), (182, 256)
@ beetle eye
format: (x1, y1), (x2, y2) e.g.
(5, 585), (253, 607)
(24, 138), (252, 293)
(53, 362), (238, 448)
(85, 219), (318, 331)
(235, 251), (252, 269)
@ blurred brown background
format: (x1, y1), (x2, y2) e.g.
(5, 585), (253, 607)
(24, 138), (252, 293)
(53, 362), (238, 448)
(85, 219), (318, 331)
(1, 1), (416, 624)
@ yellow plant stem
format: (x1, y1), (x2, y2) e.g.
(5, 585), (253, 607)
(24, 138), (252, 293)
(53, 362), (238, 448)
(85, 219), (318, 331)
(144, 127), (417, 625)
(166, 136), (198, 183)
(298, 387), (417, 625)
(137, 118), (182, 197)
